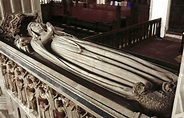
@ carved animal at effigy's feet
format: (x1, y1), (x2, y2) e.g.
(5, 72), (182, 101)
(132, 82), (176, 117)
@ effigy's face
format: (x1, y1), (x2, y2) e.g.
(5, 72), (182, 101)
(30, 23), (44, 35)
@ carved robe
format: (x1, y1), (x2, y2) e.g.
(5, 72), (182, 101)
(31, 34), (178, 97)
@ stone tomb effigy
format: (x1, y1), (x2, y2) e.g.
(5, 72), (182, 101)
(0, 13), (178, 118)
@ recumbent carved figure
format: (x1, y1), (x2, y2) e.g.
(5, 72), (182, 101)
(13, 21), (178, 117)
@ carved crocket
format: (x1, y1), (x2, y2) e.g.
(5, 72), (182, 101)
(132, 82), (176, 117)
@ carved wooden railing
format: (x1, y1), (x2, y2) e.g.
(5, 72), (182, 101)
(0, 41), (151, 118)
(83, 18), (161, 49)
(83, 18), (179, 73)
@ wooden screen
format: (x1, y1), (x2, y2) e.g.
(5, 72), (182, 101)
(169, 0), (184, 33)
(129, 0), (150, 25)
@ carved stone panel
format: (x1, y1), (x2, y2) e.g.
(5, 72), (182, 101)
(0, 54), (96, 118)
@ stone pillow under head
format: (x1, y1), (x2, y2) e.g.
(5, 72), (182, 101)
(0, 13), (25, 37)
(0, 13), (37, 38)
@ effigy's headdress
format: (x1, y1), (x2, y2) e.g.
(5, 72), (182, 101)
(27, 22), (46, 38)
(27, 22), (38, 38)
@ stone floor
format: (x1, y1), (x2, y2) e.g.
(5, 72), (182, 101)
(127, 37), (182, 70)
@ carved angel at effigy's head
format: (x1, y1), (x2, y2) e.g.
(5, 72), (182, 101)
(27, 22), (178, 117)
(14, 35), (33, 53)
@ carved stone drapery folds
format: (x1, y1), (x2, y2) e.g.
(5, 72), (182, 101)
(0, 54), (95, 118)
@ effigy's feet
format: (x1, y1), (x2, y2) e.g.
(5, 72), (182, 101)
(132, 82), (176, 117)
